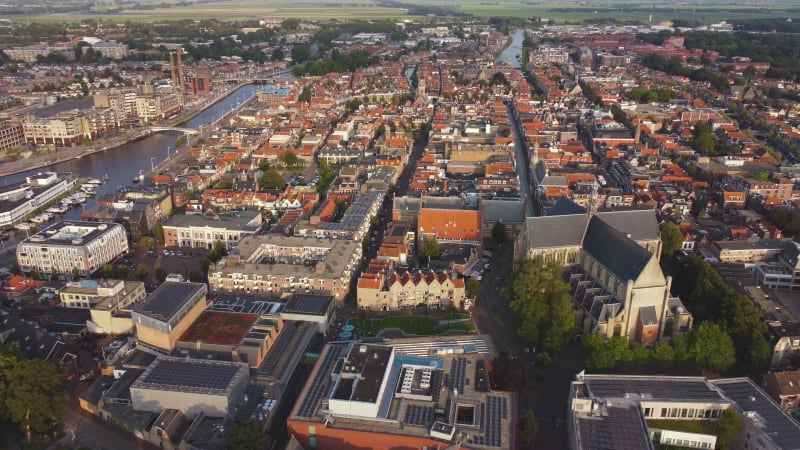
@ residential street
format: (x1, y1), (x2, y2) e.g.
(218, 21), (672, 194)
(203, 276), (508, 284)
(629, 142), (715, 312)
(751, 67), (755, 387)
(471, 241), (583, 449)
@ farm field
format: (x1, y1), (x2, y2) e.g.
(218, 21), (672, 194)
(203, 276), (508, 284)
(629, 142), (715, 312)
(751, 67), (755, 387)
(6, 1), (800, 25)
(453, 2), (800, 22)
(13, 0), (414, 21)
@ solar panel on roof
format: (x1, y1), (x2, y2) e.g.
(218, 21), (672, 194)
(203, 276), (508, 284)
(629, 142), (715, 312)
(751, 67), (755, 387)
(138, 283), (203, 320)
(259, 322), (297, 375)
(404, 405), (434, 426)
(142, 359), (239, 391)
(296, 345), (344, 418)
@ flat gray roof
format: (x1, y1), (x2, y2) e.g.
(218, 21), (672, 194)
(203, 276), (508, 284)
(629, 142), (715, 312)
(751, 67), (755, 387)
(585, 375), (724, 401)
(165, 211), (262, 231)
(133, 282), (206, 322)
(132, 356), (248, 395)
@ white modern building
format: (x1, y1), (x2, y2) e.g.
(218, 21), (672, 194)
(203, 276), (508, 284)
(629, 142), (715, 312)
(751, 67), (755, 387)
(16, 221), (129, 276)
(0, 172), (76, 227)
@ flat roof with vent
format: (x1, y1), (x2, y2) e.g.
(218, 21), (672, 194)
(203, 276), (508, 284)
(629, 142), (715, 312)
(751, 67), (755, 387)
(134, 282), (206, 322)
(131, 356), (248, 395)
(22, 221), (122, 246)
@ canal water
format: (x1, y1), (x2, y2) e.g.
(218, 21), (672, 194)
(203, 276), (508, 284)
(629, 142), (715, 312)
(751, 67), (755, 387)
(2, 83), (262, 221)
(496, 29), (524, 69)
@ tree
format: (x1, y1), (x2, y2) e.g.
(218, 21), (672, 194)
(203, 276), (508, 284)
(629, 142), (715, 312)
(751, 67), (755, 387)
(2, 355), (67, 438)
(659, 221), (683, 260)
(279, 150), (301, 168)
(490, 352), (526, 391)
(504, 258), (576, 352)
(135, 265), (150, 281)
(491, 221), (508, 244)
(188, 270), (204, 283)
(154, 266), (167, 283)
(518, 410), (538, 443)
(226, 420), (270, 450)
(71, 267), (80, 281)
(689, 322), (736, 373)
(466, 278), (480, 297)
(272, 48), (285, 61)
(417, 238), (441, 263)
(116, 264), (129, 280)
(694, 132), (718, 154)
(100, 264), (116, 279)
(140, 237), (153, 249)
(259, 167), (285, 190)
(152, 219), (164, 245)
(716, 409), (741, 450)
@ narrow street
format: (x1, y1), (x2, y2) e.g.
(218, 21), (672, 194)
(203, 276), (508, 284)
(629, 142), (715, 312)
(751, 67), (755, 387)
(472, 241), (582, 449)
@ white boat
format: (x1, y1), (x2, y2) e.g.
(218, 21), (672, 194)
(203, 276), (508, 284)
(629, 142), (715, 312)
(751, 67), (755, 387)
(30, 214), (50, 224)
(46, 205), (68, 214)
(15, 222), (35, 231)
(85, 178), (102, 186)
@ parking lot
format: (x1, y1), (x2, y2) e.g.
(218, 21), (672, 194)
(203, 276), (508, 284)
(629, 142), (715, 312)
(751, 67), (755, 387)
(130, 242), (210, 287)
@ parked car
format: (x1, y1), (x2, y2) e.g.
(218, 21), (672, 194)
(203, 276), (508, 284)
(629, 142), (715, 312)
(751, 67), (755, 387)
(79, 371), (93, 382)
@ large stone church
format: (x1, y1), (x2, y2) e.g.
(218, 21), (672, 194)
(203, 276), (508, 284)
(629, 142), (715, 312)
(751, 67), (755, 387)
(514, 199), (692, 345)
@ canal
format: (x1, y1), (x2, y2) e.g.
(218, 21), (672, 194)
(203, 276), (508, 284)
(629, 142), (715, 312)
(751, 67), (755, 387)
(3, 83), (262, 221)
(496, 29), (524, 69)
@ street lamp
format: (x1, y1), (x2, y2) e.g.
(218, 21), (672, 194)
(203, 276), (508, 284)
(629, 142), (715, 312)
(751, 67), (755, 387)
(167, 146), (172, 159)
(150, 157), (155, 171)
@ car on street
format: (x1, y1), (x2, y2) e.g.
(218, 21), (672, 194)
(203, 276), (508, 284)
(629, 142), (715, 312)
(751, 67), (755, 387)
(79, 371), (93, 382)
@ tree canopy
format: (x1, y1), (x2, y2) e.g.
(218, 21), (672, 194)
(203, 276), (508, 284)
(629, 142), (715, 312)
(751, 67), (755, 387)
(491, 221), (508, 243)
(226, 420), (270, 450)
(659, 221), (683, 260)
(688, 322), (736, 373)
(0, 343), (68, 436)
(259, 167), (286, 190)
(466, 278), (480, 298)
(417, 238), (441, 263)
(503, 258), (576, 352)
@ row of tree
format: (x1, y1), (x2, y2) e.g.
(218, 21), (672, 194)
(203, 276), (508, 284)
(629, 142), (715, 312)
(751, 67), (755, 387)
(583, 322), (736, 373)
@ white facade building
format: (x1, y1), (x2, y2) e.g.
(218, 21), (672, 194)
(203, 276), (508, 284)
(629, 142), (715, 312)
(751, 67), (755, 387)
(16, 221), (129, 276)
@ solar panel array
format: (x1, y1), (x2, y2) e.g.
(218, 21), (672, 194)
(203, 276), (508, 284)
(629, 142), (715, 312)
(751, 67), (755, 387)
(142, 359), (239, 391)
(285, 295), (330, 315)
(576, 406), (651, 450)
(138, 283), (202, 320)
(471, 396), (505, 448)
(404, 405), (434, 426)
(586, 377), (722, 400)
(296, 345), (344, 417)
(259, 322), (297, 376)
(714, 380), (800, 449)
(448, 358), (467, 393)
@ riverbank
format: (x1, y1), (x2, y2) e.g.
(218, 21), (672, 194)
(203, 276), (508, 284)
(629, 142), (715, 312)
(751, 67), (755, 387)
(0, 82), (251, 178)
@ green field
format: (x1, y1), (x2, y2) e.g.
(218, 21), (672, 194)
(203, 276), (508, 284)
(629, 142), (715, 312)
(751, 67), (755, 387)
(10, 0), (415, 21)
(6, 0), (800, 23)
(350, 315), (475, 337)
(454, 2), (800, 22)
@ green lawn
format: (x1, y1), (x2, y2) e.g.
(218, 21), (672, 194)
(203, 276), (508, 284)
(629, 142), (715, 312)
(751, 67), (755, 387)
(350, 315), (474, 337)
(646, 419), (717, 435)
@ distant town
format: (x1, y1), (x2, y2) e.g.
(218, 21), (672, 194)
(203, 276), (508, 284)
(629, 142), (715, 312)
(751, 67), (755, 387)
(1, 9), (800, 450)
